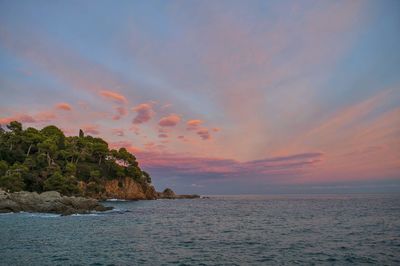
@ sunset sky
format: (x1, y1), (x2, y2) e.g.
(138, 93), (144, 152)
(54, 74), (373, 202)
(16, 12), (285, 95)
(0, 0), (399, 194)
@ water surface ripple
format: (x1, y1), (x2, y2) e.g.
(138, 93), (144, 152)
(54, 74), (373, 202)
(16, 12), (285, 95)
(1, 194), (399, 265)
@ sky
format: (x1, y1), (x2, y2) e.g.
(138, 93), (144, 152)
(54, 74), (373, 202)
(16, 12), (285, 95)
(0, 0), (399, 194)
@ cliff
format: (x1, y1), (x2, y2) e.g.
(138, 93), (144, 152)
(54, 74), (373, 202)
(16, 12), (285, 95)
(0, 121), (199, 202)
(103, 178), (157, 200)
(79, 178), (199, 200)
(78, 177), (156, 200)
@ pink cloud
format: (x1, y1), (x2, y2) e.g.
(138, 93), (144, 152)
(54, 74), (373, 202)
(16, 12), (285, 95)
(99, 90), (127, 104)
(158, 133), (168, 138)
(112, 106), (127, 120)
(110, 140), (141, 153)
(82, 125), (100, 135)
(56, 102), (72, 111)
(177, 135), (189, 142)
(158, 114), (181, 127)
(0, 111), (58, 126)
(0, 114), (36, 125)
(186, 119), (203, 130)
(197, 128), (211, 140)
(158, 127), (168, 133)
(35, 111), (56, 122)
(136, 152), (324, 182)
(60, 127), (76, 136)
(132, 103), (155, 124)
(144, 142), (156, 149)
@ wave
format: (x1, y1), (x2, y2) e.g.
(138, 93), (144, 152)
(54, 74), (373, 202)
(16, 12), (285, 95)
(70, 213), (100, 217)
(20, 212), (61, 218)
(105, 198), (128, 202)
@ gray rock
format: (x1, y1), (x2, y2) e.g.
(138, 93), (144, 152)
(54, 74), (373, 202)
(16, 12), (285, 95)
(156, 188), (200, 199)
(0, 189), (112, 215)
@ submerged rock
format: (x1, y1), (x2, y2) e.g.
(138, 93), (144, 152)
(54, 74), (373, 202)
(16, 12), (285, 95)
(0, 189), (112, 215)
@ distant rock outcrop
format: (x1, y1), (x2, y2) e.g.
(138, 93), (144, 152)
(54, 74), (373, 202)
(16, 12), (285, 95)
(157, 188), (200, 199)
(79, 178), (199, 200)
(0, 189), (112, 215)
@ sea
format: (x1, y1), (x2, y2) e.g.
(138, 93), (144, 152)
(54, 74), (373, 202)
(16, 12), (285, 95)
(1, 194), (399, 265)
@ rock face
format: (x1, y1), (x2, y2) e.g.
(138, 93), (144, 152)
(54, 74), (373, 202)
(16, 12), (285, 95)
(78, 177), (157, 200)
(81, 178), (199, 200)
(104, 178), (157, 200)
(79, 177), (200, 200)
(0, 189), (112, 215)
(157, 188), (200, 199)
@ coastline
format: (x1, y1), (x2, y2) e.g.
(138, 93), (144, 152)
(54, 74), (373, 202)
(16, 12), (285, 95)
(0, 188), (200, 216)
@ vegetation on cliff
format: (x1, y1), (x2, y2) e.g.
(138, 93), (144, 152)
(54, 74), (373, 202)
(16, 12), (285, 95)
(0, 121), (151, 196)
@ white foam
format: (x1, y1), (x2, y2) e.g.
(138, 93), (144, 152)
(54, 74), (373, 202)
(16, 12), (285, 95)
(106, 198), (128, 202)
(25, 213), (61, 218)
(70, 213), (100, 217)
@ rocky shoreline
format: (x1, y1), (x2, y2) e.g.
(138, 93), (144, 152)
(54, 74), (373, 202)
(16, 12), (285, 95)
(0, 188), (200, 216)
(0, 189), (112, 216)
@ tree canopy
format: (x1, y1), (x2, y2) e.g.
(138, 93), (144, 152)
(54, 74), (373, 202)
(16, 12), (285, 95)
(0, 121), (151, 195)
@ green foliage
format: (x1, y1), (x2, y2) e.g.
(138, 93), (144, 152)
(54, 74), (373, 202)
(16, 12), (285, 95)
(0, 160), (8, 176)
(90, 170), (101, 179)
(0, 121), (152, 195)
(7, 121), (22, 132)
(43, 171), (79, 196)
(142, 171), (151, 184)
(65, 162), (77, 176)
(0, 171), (25, 192)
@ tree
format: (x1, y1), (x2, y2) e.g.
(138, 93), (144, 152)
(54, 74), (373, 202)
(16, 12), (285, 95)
(142, 171), (151, 183)
(41, 125), (65, 149)
(43, 171), (78, 196)
(37, 138), (58, 166)
(0, 160), (9, 176)
(0, 171), (25, 192)
(23, 127), (43, 156)
(90, 170), (101, 180)
(0, 120), (153, 195)
(7, 121), (22, 132)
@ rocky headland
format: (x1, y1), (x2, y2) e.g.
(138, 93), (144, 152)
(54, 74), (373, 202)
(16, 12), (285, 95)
(0, 182), (200, 215)
(0, 121), (200, 215)
(80, 178), (200, 200)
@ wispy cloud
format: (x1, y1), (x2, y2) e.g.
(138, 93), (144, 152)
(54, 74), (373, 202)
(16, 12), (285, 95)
(55, 102), (72, 111)
(99, 90), (127, 104)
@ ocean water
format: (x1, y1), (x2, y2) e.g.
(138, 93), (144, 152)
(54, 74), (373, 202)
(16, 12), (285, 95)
(1, 194), (399, 265)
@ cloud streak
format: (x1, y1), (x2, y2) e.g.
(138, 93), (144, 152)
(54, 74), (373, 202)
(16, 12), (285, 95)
(56, 103), (72, 111)
(137, 151), (324, 183)
(99, 90), (128, 104)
